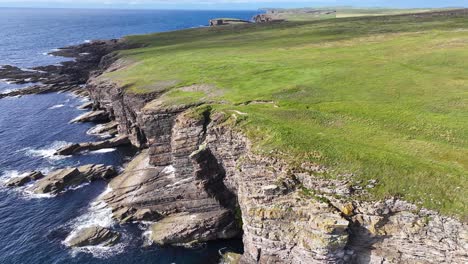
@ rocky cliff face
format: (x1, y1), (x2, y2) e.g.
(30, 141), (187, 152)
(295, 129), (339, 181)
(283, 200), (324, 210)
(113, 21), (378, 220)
(85, 57), (467, 263)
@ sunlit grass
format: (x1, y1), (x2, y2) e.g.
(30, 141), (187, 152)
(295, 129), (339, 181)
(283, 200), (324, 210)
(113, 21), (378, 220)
(106, 14), (468, 218)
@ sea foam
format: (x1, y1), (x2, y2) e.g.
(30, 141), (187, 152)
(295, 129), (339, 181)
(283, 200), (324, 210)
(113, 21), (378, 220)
(24, 141), (70, 160)
(48, 104), (65, 109)
(64, 186), (127, 258)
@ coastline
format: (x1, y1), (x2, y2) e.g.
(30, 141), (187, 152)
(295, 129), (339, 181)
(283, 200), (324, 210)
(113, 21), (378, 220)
(1, 12), (467, 264)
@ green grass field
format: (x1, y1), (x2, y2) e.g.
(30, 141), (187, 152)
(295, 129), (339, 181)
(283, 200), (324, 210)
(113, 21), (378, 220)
(105, 13), (468, 218)
(261, 7), (457, 21)
(335, 7), (455, 18)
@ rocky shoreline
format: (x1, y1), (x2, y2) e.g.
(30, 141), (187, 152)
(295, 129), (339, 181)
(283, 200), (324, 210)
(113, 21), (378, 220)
(1, 38), (467, 263)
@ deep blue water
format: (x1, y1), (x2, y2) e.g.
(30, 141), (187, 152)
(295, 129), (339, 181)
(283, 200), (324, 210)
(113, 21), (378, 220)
(0, 8), (255, 264)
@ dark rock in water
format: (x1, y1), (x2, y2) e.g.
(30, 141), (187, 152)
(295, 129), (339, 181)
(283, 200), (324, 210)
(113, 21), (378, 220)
(71, 110), (109, 123)
(0, 39), (136, 100)
(0, 65), (46, 84)
(0, 84), (78, 99)
(5, 171), (44, 187)
(66, 226), (120, 248)
(55, 135), (130, 156)
(33, 164), (116, 194)
(78, 102), (93, 110)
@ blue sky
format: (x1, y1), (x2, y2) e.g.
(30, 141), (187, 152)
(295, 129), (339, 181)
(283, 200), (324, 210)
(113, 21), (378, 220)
(0, 0), (466, 10)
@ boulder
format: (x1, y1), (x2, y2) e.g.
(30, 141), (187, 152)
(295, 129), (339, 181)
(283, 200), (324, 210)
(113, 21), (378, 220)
(66, 226), (120, 248)
(71, 110), (109, 123)
(5, 171), (44, 187)
(55, 135), (130, 156)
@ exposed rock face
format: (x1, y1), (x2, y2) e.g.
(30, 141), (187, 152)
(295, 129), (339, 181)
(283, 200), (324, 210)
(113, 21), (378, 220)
(5, 171), (44, 187)
(33, 165), (116, 194)
(150, 211), (238, 245)
(348, 199), (468, 264)
(55, 135), (130, 155)
(86, 77), (158, 148)
(66, 226), (120, 248)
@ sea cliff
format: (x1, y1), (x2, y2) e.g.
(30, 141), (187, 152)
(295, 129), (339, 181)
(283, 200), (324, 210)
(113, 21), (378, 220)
(1, 9), (467, 263)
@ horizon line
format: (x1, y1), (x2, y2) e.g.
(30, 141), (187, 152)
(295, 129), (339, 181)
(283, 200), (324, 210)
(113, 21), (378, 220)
(0, 6), (466, 12)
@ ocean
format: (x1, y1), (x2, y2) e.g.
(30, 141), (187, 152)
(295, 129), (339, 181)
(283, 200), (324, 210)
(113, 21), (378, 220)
(0, 8), (257, 264)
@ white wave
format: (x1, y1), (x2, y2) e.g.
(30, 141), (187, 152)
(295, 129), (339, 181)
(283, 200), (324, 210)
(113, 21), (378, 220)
(23, 189), (56, 199)
(86, 125), (112, 138)
(24, 141), (70, 160)
(68, 242), (127, 259)
(63, 186), (128, 258)
(89, 148), (116, 154)
(67, 182), (90, 191)
(84, 40), (92, 43)
(0, 170), (29, 183)
(48, 104), (65, 109)
(1, 89), (13, 94)
(142, 229), (153, 247)
(19, 68), (39, 73)
(67, 186), (115, 231)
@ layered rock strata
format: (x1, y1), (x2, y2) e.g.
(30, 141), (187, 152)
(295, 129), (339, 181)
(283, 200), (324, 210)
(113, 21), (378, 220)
(33, 164), (116, 194)
(55, 135), (130, 155)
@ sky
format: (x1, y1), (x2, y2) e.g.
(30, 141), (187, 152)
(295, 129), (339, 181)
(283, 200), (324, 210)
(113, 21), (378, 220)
(0, 0), (466, 10)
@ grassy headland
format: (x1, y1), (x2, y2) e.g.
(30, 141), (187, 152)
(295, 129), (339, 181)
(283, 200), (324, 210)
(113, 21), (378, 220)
(105, 12), (468, 218)
(260, 7), (460, 21)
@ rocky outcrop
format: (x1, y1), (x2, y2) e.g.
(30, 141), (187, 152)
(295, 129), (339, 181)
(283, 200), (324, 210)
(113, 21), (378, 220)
(33, 165), (116, 194)
(0, 40), (134, 99)
(5, 171), (44, 187)
(71, 110), (109, 123)
(87, 121), (119, 137)
(78, 101), (93, 110)
(55, 135), (130, 155)
(65, 226), (120, 248)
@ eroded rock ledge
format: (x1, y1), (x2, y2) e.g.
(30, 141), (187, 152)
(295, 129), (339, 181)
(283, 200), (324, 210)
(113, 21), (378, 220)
(83, 60), (467, 263)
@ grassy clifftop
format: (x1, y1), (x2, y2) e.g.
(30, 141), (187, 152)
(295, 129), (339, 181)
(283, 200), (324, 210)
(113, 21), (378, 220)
(106, 12), (468, 218)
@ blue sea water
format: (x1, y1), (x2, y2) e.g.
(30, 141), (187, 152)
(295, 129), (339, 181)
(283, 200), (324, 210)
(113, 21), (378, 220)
(0, 8), (257, 264)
